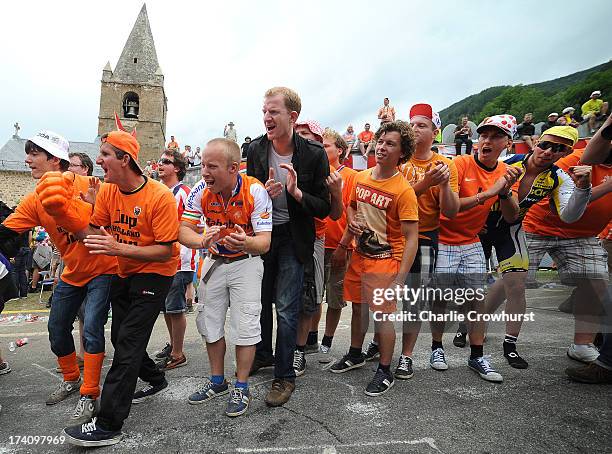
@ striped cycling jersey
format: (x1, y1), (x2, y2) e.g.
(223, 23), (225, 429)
(182, 173), (272, 257)
(487, 153), (577, 228)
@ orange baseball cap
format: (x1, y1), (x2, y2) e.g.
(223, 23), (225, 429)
(104, 130), (142, 174)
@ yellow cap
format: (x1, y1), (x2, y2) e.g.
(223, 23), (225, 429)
(541, 126), (579, 146)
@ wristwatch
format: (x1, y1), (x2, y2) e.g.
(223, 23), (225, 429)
(499, 189), (513, 200)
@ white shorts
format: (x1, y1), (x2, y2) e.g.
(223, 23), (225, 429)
(196, 255), (264, 346)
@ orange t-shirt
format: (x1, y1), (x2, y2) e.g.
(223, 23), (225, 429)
(314, 165), (335, 239)
(3, 175), (118, 286)
(325, 165), (358, 249)
(439, 155), (508, 245)
(350, 168), (419, 260)
(600, 220), (612, 240)
(523, 150), (612, 238)
(90, 177), (179, 277)
(358, 131), (374, 144)
(400, 152), (459, 239)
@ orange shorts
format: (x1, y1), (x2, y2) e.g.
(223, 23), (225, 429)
(343, 253), (400, 314)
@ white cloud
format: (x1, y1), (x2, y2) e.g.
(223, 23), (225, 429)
(1, 0), (610, 150)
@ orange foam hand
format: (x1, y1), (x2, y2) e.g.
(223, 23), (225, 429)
(36, 172), (91, 233)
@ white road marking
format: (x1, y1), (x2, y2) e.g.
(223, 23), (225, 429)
(233, 437), (442, 453)
(31, 363), (62, 381)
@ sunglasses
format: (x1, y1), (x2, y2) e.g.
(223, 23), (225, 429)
(537, 141), (572, 154)
(158, 158), (175, 165)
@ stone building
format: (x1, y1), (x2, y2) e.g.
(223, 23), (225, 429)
(0, 4), (167, 205)
(97, 4), (168, 165)
(0, 129), (102, 206)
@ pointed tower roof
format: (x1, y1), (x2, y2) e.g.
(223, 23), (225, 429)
(112, 4), (161, 85)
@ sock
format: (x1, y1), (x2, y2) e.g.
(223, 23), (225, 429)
(296, 345), (305, 352)
(234, 381), (248, 390)
(504, 334), (518, 344)
(81, 352), (105, 399)
(349, 346), (362, 358)
(370, 339), (379, 346)
(211, 375), (225, 385)
(503, 334), (518, 355)
(377, 363), (391, 373)
(322, 335), (333, 348)
(470, 344), (484, 360)
(432, 340), (443, 351)
(307, 331), (318, 346)
(58, 351), (80, 382)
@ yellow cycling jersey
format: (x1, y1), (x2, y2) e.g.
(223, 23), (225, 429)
(488, 153), (577, 228)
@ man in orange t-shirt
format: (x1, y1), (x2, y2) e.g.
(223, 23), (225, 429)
(316, 128), (358, 361)
(523, 149), (611, 365)
(433, 115), (521, 383)
(292, 120), (342, 375)
(393, 103), (459, 377)
(330, 120), (419, 397)
(358, 123), (375, 157)
(52, 131), (179, 447)
(1, 130), (117, 424)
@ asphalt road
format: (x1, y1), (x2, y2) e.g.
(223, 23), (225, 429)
(1, 285), (610, 454)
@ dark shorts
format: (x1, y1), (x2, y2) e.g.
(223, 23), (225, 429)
(480, 223), (528, 273)
(163, 271), (194, 314)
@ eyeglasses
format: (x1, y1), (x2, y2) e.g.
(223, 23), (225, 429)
(69, 163), (85, 168)
(537, 141), (572, 154)
(158, 158), (174, 165)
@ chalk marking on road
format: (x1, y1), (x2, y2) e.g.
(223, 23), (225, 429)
(31, 363), (62, 381)
(232, 437), (442, 453)
(317, 376), (356, 396)
(249, 377), (277, 389)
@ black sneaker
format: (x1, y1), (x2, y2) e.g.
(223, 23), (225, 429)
(364, 368), (395, 396)
(453, 331), (467, 348)
(330, 353), (366, 374)
(293, 350), (306, 377)
(63, 417), (122, 447)
(504, 349), (529, 369)
(154, 343), (172, 360)
(249, 355), (275, 376)
(363, 341), (380, 361)
(394, 355), (414, 379)
(132, 379), (168, 404)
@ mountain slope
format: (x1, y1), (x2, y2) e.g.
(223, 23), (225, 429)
(439, 60), (612, 125)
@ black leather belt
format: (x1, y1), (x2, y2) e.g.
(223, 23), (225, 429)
(210, 253), (254, 264)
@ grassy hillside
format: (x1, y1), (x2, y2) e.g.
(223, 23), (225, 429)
(440, 60), (612, 125)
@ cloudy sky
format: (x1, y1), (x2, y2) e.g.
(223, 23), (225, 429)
(1, 0), (611, 149)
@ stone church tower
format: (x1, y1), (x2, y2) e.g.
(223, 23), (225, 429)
(97, 4), (167, 164)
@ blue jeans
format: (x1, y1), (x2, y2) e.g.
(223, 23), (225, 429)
(48, 274), (114, 357)
(257, 225), (304, 381)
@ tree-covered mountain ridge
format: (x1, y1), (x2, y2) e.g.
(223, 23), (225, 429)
(439, 60), (612, 125)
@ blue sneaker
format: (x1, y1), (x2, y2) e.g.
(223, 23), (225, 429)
(63, 417), (122, 447)
(225, 387), (251, 417)
(188, 379), (229, 405)
(468, 356), (503, 383)
(430, 348), (449, 371)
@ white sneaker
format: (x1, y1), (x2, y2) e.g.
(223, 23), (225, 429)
(71, 396), (99, 425)
(318, 344), (332, 364)
(567, 343), (599, 363)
